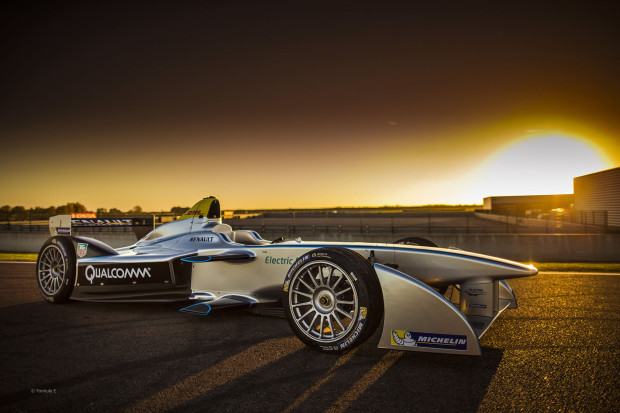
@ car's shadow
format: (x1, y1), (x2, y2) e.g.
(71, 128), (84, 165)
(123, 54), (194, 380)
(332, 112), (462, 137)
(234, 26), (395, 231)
(0, 300), (503, 412)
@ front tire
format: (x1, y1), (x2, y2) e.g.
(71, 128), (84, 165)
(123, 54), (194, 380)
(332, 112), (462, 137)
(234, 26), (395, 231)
(283, 247), (383, 352)
(36, 237), (76, 303)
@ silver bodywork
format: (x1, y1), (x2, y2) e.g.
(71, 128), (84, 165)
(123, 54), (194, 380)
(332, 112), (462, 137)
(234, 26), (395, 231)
(63, 213), (537, 355)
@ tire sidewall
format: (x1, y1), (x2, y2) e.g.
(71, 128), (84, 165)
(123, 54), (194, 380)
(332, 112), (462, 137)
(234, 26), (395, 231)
(283, 247), (383, 352)
(36, 236), (76, 303)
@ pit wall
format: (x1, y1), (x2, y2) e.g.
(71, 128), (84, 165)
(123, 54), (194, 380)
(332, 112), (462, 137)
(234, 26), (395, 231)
(3, 231), (619, 262)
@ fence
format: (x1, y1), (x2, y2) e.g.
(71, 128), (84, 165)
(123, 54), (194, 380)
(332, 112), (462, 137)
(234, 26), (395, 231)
(1, 210), (613, 236)
(224, 211), (611, 235)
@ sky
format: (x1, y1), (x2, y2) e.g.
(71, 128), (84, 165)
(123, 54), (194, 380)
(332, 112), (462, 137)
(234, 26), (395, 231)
(1, 1), (619, 211)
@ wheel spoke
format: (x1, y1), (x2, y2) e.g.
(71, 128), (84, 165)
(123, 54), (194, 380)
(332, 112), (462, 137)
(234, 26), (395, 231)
(335, 306), (354, 319)
(327, 315), (335, 338)
(319, 315), (325, 339)
(307, 267), (319, 287)
(294, 291), (313, 299)
(306, 313), (318, 333)
(336, 287), (352, 296)
(332, 312), (345, 332)
(325, 267), (333, 288)
(298, 307), (314, 320)
(298, 278), (313, 292)
(292, 302), (312, 308)
(331, 274), (343, 290)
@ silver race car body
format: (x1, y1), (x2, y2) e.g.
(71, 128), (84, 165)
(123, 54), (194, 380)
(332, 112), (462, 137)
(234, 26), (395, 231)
(37, 197), (537, 355)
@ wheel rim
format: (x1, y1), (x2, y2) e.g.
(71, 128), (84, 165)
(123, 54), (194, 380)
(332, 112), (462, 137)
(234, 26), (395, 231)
(289, 260), (358, 343)
(38, 245), (67, 296)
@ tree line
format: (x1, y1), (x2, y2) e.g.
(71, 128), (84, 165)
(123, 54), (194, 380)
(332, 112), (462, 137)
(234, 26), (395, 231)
(0, 203), (190, 221)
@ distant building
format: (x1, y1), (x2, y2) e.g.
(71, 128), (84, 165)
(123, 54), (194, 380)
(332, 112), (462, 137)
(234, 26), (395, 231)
(482, 194), (574, 216)
(574, 167), (620, 228)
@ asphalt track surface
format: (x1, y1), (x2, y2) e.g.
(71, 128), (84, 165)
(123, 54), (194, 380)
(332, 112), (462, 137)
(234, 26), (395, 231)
(1, 263), (618, 412)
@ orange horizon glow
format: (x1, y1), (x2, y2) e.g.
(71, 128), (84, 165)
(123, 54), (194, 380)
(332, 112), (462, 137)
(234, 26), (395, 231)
(1, 124), (617, 212)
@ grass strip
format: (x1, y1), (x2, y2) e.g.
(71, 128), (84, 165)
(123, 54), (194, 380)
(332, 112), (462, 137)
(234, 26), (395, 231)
(532, 262), (620, 273)
(0, 253), (38, 261)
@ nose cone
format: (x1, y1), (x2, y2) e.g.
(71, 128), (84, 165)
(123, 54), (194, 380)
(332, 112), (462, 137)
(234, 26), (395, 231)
(525, 263), (539, 276)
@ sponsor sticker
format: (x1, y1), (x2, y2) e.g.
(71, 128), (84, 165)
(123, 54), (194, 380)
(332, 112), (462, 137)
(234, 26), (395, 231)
(72, 218), (133, 225)
(71, 213), (97, 218)
(55, 239), (67, 256)
(468, 303), (487, 309)
(54, 227), (71, 235)
(265, 256), (294, 265)
(76, 243), (88, 258)
(312, 252), (331, 259)
(464, 287), (487, 297)
(84, 265), (151, 284)
(77, 262), (171, 285)
(283, 254), (310, 291)
(391, 330), (467, 351)
(189, 236), (214, 242)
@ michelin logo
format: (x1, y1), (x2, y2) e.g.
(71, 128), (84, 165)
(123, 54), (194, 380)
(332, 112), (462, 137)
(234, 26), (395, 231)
(85, 265), (151, 284)
(338, 307), (367, 350)
(392, 330), (417, 347)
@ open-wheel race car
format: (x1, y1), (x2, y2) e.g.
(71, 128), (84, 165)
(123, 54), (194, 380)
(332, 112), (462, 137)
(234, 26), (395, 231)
(36, 196), (537, 354)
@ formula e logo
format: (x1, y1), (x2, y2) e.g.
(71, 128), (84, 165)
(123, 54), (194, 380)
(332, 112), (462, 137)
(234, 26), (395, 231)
(85, 265), (151, 284)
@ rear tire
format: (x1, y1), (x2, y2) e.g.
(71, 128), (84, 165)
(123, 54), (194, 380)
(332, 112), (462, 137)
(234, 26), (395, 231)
(283, 247), (383, 352)
(36, 237), (76, 303)
(394, 236), (439, 247)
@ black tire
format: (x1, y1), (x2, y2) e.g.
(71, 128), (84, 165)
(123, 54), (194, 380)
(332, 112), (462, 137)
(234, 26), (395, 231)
(394, 236), (439, 247)
(36, 237), (76, 303)
(282, 247), (383, 352)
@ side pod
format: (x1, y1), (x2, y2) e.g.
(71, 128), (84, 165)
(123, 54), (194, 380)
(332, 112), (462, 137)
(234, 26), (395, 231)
(375, 264), (481, 356)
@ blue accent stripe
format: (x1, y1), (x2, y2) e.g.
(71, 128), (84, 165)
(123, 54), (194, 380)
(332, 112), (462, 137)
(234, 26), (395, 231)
(179, 302), (212, 315)
(181, 256), (212, 263)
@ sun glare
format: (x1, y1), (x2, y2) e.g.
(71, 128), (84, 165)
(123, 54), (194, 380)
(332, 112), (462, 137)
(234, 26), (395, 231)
(469, 132), (611, 198)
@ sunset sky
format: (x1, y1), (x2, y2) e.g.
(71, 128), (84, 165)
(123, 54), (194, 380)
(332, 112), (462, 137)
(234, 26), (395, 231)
(1, 1), (618, 211)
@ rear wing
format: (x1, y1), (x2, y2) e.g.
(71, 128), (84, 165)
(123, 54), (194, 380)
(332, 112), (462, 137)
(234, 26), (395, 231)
(48, 196), (218, 237)
(49, 215), (153, 238)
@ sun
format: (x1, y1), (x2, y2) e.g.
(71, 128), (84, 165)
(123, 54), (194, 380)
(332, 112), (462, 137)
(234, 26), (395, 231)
(469, 132), (612, 198)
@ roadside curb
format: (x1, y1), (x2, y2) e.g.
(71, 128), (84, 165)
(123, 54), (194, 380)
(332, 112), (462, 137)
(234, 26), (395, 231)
(0, 261), (35, 264)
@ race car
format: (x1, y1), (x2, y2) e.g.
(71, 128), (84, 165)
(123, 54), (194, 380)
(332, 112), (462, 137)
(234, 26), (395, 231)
(36, 196), (537, 354)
